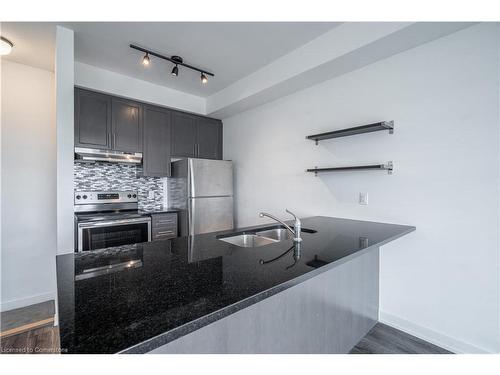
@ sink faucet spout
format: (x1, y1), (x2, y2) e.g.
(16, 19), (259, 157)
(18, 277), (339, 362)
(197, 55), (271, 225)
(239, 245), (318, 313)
(259, 209), (302, 242)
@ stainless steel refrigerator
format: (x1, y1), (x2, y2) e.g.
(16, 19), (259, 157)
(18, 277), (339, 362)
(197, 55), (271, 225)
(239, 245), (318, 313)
(168, 158), (234, 236)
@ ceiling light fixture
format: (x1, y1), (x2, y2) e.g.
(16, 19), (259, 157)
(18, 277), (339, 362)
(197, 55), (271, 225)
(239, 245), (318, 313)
(171, 56), (182, 77)
(0, 37), (14, 55)
(130, 44), (214, 84)
(142, 53), (150, 66)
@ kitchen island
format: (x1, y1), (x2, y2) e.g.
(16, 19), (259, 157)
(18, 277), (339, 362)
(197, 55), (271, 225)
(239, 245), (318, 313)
(56, 216), (415, 353)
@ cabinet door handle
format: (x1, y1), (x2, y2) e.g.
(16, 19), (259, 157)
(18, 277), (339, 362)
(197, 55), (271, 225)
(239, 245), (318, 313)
(193, 143), (197, 156)
(107, 133), (111, 146)
(113, 133), (116, 146)
(157, 230), (174, 235)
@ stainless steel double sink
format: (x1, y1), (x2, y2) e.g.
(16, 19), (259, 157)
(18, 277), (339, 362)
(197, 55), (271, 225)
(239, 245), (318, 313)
(217, 225), (316, 248)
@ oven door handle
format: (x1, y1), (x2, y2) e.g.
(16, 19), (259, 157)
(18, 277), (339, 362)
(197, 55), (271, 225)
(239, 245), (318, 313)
(78, 217), (151, 229)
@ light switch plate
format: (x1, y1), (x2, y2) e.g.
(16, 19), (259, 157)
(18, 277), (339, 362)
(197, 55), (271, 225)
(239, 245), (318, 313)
(359, 192), (368, 205)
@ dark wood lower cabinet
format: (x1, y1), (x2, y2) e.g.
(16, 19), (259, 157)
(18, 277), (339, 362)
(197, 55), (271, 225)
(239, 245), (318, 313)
(151, 213), (178, 240)
(142, 106), (172, 177)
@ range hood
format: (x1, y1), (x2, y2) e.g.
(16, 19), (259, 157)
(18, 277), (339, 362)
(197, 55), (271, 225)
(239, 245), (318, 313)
(74, 147), (142, 164)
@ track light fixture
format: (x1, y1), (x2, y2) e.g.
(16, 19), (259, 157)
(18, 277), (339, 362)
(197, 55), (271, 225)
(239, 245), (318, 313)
(130, 44), (214, 84)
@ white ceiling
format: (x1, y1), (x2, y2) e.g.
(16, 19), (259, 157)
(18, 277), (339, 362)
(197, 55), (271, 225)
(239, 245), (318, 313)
(1, 22), (339, 96)
(0, 22), (56, 72)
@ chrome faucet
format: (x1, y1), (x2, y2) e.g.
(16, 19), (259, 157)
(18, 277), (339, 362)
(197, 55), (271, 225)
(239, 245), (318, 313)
(259, 209), (302, 242)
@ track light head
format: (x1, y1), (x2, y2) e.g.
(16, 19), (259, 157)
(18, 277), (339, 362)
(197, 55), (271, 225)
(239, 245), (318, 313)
(171, 65), (179, 77)
(142, 53), (150, 66)
(200, 73), (208, 84)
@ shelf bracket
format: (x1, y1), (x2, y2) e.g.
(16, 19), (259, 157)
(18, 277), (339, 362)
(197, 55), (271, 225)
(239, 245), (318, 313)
(382, 121), (394, 134)
(385, 161), (394, 174)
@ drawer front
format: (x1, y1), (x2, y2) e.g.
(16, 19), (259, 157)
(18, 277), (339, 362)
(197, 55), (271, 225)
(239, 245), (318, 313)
(152, 227), (177, 240)
(152, 213), (177, 228)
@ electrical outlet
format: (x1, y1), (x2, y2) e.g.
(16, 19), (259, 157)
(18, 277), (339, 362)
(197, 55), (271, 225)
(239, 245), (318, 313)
(359, 192), (368, 205)
(148, 191), (155, 199)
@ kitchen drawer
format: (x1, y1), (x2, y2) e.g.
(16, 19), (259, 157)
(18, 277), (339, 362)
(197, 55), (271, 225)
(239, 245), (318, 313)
(151, 213), (177, 241)
(152, 227), (177, 241)
(152, 213), (177, 228)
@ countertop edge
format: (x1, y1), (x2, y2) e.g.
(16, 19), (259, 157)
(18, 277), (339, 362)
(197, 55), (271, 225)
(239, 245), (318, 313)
(119, 225), (416, 354)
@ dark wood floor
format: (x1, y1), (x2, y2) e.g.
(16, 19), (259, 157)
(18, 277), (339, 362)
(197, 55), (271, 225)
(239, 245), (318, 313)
(1, 300), (54, 332)
(350, 323), (452, 354)
(1, 300), (61, 354)
(1, 326), (61, 354)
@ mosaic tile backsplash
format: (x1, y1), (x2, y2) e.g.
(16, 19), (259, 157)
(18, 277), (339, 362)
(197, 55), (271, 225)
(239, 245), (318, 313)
(74, 162), (166, 211)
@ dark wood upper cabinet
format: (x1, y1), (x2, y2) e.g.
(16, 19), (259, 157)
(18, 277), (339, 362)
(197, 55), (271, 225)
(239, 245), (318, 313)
(112, 98), (143, 153)
(75, 88), (223, 174)
(171, 112), (223, 160)
(143, 106), (172, 177)
(196, 117), (222, 160)
(171, 112), (197, 158)
(75, 88), (112, 149)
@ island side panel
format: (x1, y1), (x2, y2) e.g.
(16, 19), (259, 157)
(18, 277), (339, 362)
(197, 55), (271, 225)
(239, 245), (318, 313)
(149, 247), (379, 354)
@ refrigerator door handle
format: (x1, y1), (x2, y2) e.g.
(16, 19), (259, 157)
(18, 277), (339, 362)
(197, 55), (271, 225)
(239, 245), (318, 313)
(189, 198), (195, 236)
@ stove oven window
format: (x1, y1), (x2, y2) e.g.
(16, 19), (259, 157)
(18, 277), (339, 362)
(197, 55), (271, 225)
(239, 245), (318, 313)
(81, 222), (149, 251)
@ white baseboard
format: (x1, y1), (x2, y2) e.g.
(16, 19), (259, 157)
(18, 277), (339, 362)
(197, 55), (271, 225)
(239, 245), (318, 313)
(379, 311), (495, 354)
(1, 292), (55, 312)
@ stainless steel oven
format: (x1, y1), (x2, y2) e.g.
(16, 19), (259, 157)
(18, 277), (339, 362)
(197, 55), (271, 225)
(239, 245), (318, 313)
(74, 191), (151, 252)
(77, 216), (151, 252)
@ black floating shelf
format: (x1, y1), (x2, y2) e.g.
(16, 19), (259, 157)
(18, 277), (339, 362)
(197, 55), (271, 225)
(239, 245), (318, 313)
(307, 121), (394, 144)
(307, 162), (393, 176)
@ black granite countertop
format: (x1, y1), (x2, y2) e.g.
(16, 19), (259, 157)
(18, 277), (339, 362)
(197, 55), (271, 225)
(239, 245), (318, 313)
(56, 216), (415, 354)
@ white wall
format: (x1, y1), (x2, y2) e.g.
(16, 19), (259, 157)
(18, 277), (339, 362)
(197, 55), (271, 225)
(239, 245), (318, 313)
(223, 23), (500, 353)
(1, 60), (57, 311)
(75, 62), (205, 115)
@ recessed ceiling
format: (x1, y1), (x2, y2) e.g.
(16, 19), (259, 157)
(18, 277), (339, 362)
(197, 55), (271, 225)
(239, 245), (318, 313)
(66, 22), (339, 97)
(1, 22), (340, 97)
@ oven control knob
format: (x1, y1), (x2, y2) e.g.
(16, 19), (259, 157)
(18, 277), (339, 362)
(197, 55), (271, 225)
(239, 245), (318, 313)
(132, 194), (137, 198)
(83, 195), (88, 199)
(76, 195), (81, 200)
(127, 194), (132, 198)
